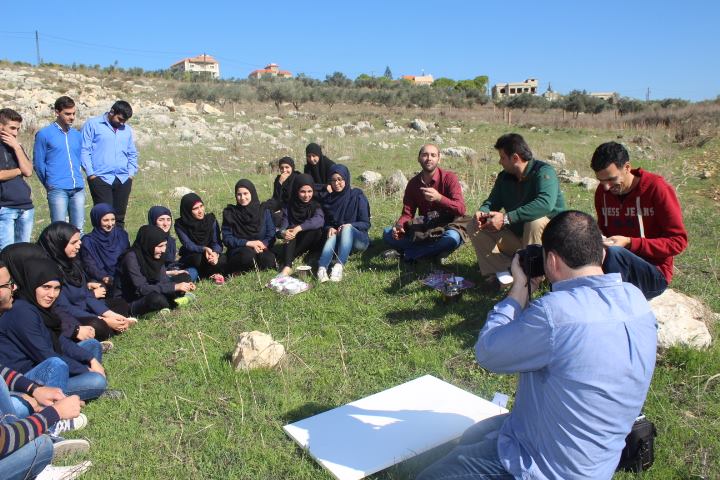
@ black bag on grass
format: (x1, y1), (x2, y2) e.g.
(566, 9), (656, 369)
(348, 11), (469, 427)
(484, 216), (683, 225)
(616, 416), (657, 472)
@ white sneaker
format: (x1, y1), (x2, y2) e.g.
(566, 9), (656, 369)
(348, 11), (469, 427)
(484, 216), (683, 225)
(496, 271), (514, 285)
(37, 460), (92, 480)
(317, 267), (329, 283)
(330, 263), (344, 282)
(52, 439), (90, 461)
(49, 413), (88, 437)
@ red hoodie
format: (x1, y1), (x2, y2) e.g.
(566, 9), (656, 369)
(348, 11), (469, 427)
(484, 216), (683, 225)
(595, 168), (687, 283)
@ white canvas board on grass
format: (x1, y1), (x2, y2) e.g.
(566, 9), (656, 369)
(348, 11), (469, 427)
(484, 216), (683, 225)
(283, 374), (508, 480)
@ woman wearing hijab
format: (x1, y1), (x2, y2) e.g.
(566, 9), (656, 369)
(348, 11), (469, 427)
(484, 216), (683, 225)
(223, 179), (277, 274)
(38, 222), (132, 341)
(265, 156), (300, 227)
(304, 143), (335, 193)
(278, 173), (324, 277)
(0, 256), (107, 400)
(114, 225), (196, 317)
(147, 206), (197, 282)
(80, 203), (130, 288)
(317, 165), (371, 283)
(175, 193), (227, 281)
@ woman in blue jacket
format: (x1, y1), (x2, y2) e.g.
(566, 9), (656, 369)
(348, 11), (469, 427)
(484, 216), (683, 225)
(38, 222), (132, 341)
(317, 165), (371, 283)
(175, 193), (227, 280)
(0, 255), (107, 400)
(278, 174), (324, 277)
(80, 203), (130, 289)
(223, 179), (277, 274)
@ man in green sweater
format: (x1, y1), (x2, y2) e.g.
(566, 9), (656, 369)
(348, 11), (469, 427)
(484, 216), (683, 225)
(469, 133), (565, 282)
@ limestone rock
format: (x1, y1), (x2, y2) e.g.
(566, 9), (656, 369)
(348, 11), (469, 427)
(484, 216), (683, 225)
(200, 103), (223, 115)
(330, 126), (346, 137)
(170, 186), (194, 199)
(549, 152), (566, 165)
(410, 118), (428, 132)
(360, 170), (383, 186)
(650, 289), (714, 349)
(356, 120), (374, 131)
(160, 98), (176, 112)
(384, 119), (396, 128)
(385, 170), (408, 194)
(579, 177), (599, 191)
(431, 134), (443, 144)
(446, 127), (462, 134)
(231, 331), (285, 370)
(336, 155), (352, 162)
(441, 146), (477, 159)
(151, 114), (173, 126)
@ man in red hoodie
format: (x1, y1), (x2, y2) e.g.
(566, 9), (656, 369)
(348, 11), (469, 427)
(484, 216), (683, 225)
(591, 141), (687, 299)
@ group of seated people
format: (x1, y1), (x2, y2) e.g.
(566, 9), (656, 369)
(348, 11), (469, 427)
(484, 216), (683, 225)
(0, 128), (688, 478)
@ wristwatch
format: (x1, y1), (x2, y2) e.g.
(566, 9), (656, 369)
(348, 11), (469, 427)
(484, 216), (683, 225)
(502, 214), (510, 227)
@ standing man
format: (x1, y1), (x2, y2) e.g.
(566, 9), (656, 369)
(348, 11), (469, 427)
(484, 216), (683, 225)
(34, 96), (85, 232)
(591, 141), (687, 299)
(382, 144), (466, 262)
(81, 100), (138, 228)
(0, 109), (34, 250)
(469, 133), (565, 284)
(418, 211), (657, 480)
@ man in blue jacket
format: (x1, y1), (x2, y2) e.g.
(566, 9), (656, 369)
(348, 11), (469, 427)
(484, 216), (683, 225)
(0, 109), (34, 250)
(33, 96), (85, 232)
(81, 100), (138, 228)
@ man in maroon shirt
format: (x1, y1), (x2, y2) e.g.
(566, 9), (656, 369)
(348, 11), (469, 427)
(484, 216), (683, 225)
(382, 144), (466, 261)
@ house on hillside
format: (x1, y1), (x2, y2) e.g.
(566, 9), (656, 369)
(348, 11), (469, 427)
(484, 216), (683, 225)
(248, 63), (292, 80)
(402, 74), (434, 86)
(589, 92), (618, 101)
(492, 78), (539, 99)
(170, 54), (220, 79)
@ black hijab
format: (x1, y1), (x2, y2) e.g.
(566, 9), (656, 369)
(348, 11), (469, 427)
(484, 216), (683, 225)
(14, 256), (65, 354)
(322, 165), (369, 228)
(223, 179), (266, 240)
(175, 193), (216, 247)
(0, 243), (49, 279)
(288, 174), (320, 226)
(303, 143), (336, 185)
(37, 221), (85, 287)
(130, 225), (167, 282)
(272, 157), (299, 206)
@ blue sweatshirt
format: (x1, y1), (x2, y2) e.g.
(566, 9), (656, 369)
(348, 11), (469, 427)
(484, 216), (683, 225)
(0, 299), (94, 376)
(33, 123), (84, 190)
(222, 209), (275, 256)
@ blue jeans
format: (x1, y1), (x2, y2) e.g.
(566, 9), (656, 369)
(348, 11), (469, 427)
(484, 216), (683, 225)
(318, 226), (370, 268)
(0, 207), (34, 251)
(603, 246), (668, 299)
(24, 341), (107, 401)
(0, 435), (53, 480)
(417, 413), (513, 480)
(382, 226), (463, 261)
(47, 187), (85, 232)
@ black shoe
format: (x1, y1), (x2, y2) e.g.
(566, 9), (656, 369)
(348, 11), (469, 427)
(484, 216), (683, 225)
(382, 249), (402, 260)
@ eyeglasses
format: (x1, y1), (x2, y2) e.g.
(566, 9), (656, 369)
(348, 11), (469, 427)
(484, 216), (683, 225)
(0, 279), (15, 290)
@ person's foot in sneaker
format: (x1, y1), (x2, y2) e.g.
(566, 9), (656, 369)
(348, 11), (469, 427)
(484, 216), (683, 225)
(316, 267), (329, 283)
(330, 263), (344, 282)
(52, 439), (90, 461)
(100, 341), (113, 354)
(49, 413), (88, 437)
(37, 460), (92, 480)
(382, 249), (401, 260)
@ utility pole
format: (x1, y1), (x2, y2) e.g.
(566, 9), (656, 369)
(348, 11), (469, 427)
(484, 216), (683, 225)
(645, 87), (650, 102)
(35, 30), (41, 66)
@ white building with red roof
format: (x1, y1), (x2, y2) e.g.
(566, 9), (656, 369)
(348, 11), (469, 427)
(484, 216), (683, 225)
(170, 54), (220, 79)
(248, 63), (292, 80)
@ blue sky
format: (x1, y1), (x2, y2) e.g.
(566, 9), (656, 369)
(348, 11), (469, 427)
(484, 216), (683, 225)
(2, 1), (717, 100)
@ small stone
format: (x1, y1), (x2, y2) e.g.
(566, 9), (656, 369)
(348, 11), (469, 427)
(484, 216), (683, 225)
(330, 126), (346, 137)
(231, 331), (285, 370)
(650, 289), (713, 349)
(700, 171), (712, 179)
(549, 152), (566, 165)
(385, 170), (408, 193)
(410, 118), (428, 132)
(170, 186), (194, 199)
(360, 171), (383, 186)
(446, 127), (461, 134)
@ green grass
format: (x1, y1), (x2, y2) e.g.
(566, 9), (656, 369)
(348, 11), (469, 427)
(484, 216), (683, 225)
(21, 108), (719, 479)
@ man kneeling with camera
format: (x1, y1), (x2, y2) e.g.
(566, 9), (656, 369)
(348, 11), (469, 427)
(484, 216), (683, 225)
(418, 210), (657, 480)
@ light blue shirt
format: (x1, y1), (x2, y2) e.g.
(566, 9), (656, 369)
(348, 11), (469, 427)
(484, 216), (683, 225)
(476, 273), (657, 479)
(80, 113), (138, 184)
(33, 122), (84, 189)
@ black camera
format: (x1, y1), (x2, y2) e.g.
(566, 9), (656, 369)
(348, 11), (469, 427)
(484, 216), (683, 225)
(517, 244), (545, 278)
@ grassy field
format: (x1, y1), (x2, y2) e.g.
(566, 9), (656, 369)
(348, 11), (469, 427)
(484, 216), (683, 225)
(17, 100), (720, 479)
